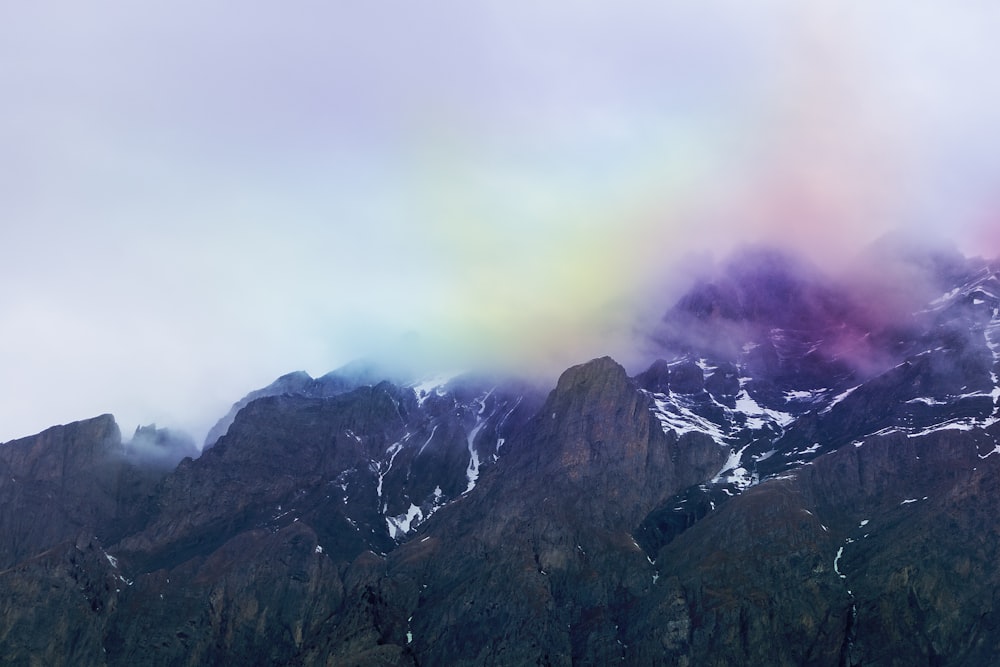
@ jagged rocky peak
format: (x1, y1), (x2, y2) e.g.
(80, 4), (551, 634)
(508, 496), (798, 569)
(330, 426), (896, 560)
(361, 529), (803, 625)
(536, 356), (642, 451)
(0, 413), (123, 479)
(0, 414), (164, 571)
(666, 360), (704, 394)
(651, 246), (859, 370)
(6, 240), (1000, 665)
(672, 246), (844, 327)
(650, 238), (997, 394)
(634, 358), (671, 394)
(127, 424), (198, 469)
(203, 356), (431, 449)
(551, 355), (630, 400)
(508, 356), (724, 528)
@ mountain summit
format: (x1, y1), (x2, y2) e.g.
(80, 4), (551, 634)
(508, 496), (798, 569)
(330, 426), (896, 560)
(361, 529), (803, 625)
(2, 244), (1000, 665)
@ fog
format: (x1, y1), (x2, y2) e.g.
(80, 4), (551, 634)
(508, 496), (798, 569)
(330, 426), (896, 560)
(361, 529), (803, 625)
(2, 1), (999, 443)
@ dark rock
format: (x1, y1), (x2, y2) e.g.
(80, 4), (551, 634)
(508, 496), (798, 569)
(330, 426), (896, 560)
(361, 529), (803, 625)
(634, 358), (670, 394)
(0, 415), (161, 570)
(705, 361), (740, 400)
(669, 361), (704, 394)
(3, 243), (1000, 666)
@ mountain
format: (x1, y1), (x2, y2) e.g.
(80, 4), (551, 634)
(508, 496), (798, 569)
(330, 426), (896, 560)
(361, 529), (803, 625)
(2, 242), (1000, 665)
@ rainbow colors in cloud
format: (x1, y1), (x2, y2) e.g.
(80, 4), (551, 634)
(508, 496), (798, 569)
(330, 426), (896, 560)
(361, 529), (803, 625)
(2, 0), (1000, 441)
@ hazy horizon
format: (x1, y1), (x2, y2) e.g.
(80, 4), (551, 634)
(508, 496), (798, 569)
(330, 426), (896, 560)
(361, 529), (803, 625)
(4, 2), (1000, 443)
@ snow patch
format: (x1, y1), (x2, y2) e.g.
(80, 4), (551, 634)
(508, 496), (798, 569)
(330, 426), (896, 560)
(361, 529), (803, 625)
(984, 321), (1000, 410)
(493, 397), (522, 459)
(820, 385), (860, 415)
(834, 546), (845, 578)
(410, 372), (461, 407)
(648, 393), (728, 441)
(711, 443), (756, 490)
(417, 425), (439, 456)
(387, 503), (424, 541)
(784, 389), (825, 402)
(695, 358), (716, 375)
(906, 397), (953, 406)
(796, 443), (822, 455)
(464, 393), (491, 494)
(930, 286), (962, 306)
(376, 441), (404, 503)
(907, 419), (983, 438)
(734, 390), (794, 429)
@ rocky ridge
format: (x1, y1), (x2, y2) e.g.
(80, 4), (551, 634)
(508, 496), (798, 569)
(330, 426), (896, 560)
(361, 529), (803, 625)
(2, 243), (1000, 665)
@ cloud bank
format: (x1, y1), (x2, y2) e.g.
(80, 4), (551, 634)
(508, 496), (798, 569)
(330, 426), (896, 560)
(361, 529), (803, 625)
(2, 1), (999, 442)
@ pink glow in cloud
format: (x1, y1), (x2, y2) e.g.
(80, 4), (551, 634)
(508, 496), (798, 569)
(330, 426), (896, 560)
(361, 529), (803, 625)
(2, 0), (1000, 441)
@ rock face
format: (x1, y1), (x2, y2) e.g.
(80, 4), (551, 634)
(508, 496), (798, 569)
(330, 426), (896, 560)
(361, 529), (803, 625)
(0, 415), (161, 570)
(3, 243), (1000, 665)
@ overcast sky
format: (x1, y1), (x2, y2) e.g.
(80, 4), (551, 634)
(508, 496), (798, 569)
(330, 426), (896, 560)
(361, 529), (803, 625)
(3, 1), (1000, 444)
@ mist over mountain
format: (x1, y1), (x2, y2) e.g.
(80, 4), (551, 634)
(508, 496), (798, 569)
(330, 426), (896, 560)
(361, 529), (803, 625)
(2, 238), (1000, 665)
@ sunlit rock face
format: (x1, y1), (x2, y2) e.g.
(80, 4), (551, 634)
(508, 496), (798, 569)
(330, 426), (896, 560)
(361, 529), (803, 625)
(2, 244), (1000, 666)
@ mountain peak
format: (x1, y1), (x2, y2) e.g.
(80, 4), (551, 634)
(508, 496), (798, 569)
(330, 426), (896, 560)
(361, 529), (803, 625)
(4, 244), (1000, 665)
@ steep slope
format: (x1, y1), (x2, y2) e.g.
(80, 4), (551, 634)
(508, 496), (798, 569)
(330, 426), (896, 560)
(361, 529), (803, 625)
(105, 374), (539, 665)
(2, 243), (1000, 665)
(341, 357), (726, 666)
(202, 358), (413, 449)
(635, 249), (1000, 557)
(0, 415), (163, 570)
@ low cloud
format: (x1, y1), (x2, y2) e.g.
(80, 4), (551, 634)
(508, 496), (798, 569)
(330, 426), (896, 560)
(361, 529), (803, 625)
(125, 424), (199, 469)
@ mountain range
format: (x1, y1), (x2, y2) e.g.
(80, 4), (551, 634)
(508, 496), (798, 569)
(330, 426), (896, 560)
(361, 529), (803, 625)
(2, 238), (1000, 666)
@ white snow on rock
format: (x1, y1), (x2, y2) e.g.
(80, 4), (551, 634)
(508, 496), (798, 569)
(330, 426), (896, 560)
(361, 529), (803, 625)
(385, 486), (447, 541)
(979, 441), (1000, 459)
(376, 441), (405, 505)
(929, 286), (962, 307)
(734, 389), (794, 429)
(711, 444), (756, 490)
(784, 389), (826, 402)
(795, 443), (822, 455)
(648, 393), (728, 441)
(465, 422), (484, 494)
(464, 391), (492, 494)
(820, 386), (860, 415)
(834, 546), (845, 578)
(387, 503), (424, 541)
(985, 321), (1000, 411)
(417, 425), (439, 456)
(694, 358), (716, 373)
(409, 372), (462, 407)
(906, 397), (953, 406)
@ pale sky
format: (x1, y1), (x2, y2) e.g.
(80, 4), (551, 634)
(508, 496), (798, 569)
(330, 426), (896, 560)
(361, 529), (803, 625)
(3, 1), (1000, 443)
